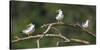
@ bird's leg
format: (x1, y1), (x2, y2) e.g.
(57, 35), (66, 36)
(27, 33), (32, 37)
(59, 20), (63, 24)
(58, 20), (60, 23)
(58, 20), (63, 24)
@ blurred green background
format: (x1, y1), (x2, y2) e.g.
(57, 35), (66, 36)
(10, 1), (96, 49)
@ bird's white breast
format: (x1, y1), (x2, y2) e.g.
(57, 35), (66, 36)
(56, 11), (64, 20)
(82, 20), (89, 28)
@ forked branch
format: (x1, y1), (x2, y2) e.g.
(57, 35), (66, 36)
(12, 22), (95, 48)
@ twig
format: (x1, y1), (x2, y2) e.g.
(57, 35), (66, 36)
(40, 22), (64, 28)
(41, 22), (96, 37)
(56, 41), (59, 46)
(12, 34), (90, 45)
(12, 34), (69, 43)
(51, 27), (62, 34)
(70, 38), (90, 44)
(38, 23), (64, 40)
(51, 27), (70, 42)
(59, 34), (70, 42)
(36, 40), (40, 48)
(82, 29), (96, 37)
(56, 38), (90, 46)
(58, 38), (90, 45)
(39, 24), (52, 39)
(12, 22), (94, 47)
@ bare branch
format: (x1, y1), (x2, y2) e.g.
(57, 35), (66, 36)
(82, 29), (96, 37)
(12, 35), (90, 45)
(39, 24), (52, 39)
(41, 22), (96, 37)
(51, 27), (70, 42)
(51, 27), (62, 34)
(36, 40), (40, 48)
(56, 38), (90, 45)
(40, 22), (64, 28)
(12, 34), (69, 43)
(70, 38), (90, 44)
(12, 22), (94, 47)
(56, 41), (59, 47)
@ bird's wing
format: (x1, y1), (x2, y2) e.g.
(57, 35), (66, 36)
(22, 29), (30, 34)
(22, 26), (31, 32)
(24, 26), (35, 33)
(31, 28), (35, 33)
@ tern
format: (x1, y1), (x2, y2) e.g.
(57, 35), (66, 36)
(22, 23), (35, 36)
(56, 9), (64, 23)
(82, 19), (89, 28)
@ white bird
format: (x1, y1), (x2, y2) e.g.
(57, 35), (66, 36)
(82, 19), (89, 28)
(22, 23), (35, 36)
(56, 9), (64, 23)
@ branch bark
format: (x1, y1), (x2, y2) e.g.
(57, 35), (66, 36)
(41, 22), (96, 37)
(12, 34), (90, 45)
(70, 38), (90, 44)
(12, 22), (94, 47)
(36, 40), (40, 48)
(12, 34), (69, 43)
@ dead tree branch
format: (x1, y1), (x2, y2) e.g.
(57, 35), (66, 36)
(70, 38), (90, 44)
(12, 34), (69, 43)
(36, 40), (40, 48)
(12, 34), (90, 45)
(12, 22), (95, 48)
(41, 22), (96, 37)
(51, 27), (70, 42)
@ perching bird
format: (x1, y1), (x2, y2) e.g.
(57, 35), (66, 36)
(82, 19), (90, 28)
(56, 9), (64, 23)
(22, 23), (35, 36)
